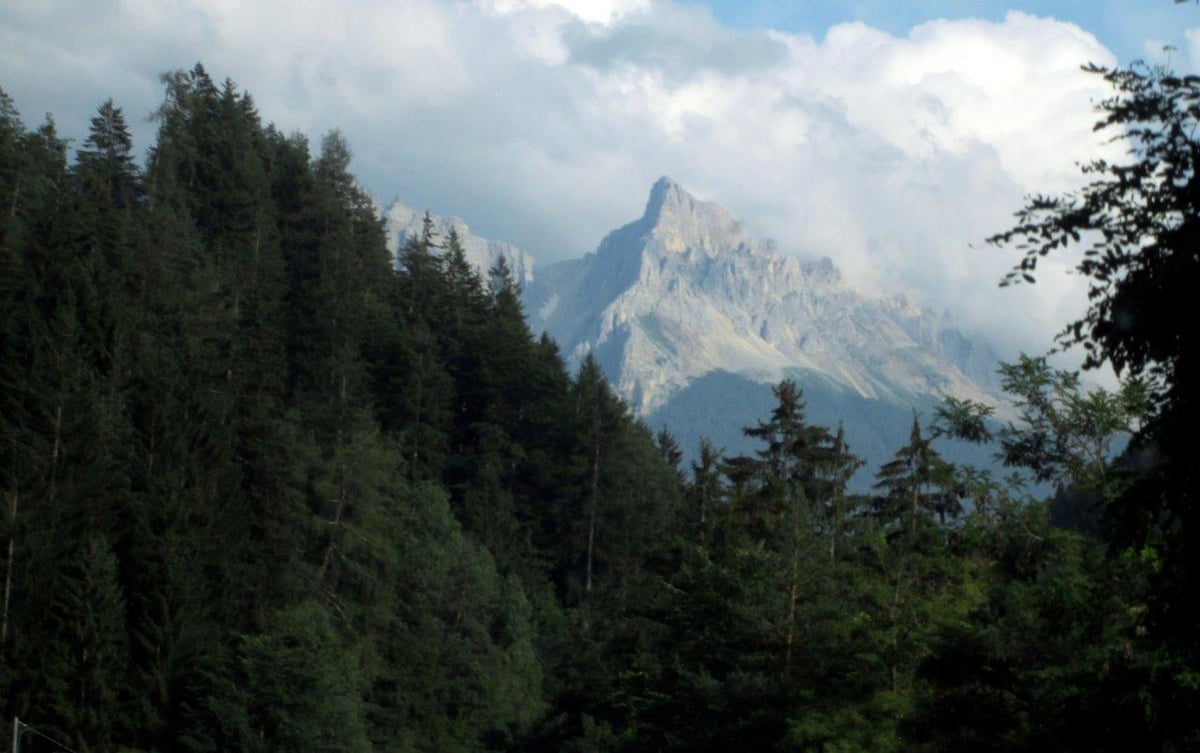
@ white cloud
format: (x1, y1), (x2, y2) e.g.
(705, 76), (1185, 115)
(481, 0), (651, 26)
(1184, 27), (1200, 70)
(0, 1), (1120, 360)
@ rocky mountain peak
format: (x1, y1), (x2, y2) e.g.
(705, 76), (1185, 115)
(524, 177), (1001, 416)
(642, 176), (693, 223)
(633, 177), (742, 256)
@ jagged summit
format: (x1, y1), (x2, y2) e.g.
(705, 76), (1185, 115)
(630, 177), (742, 257)
(524, 177), (1000, 415)
(641, 176), (704, 225)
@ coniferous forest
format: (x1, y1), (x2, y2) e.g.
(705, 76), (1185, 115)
(2, 62), (1199, 752)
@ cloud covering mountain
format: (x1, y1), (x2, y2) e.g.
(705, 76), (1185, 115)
(6, 0), (1186, 362)
(526, 178), (1001, 415)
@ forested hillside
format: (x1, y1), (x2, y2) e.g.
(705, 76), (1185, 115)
(1, 63), (1196, 752)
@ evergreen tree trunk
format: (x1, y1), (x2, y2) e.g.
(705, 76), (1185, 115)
(6, 175), (17, 222)
(784, 521), (799, 675)
(585, 439), (600, 594)
(1, 489), (13, 660)
(889, 576), (902, 695)
(827, 487), (841, 564)
(911, 483), (918, 532)
(49, 404), (62, 505)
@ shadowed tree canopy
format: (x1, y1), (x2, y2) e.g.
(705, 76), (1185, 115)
(989, 59), (1200, 751)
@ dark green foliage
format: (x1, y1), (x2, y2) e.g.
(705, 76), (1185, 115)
(41, 535), (130, 752)
(987, 58), (1200, 750)
(0, 71), (681, 753)
(3, 53), (1196, 753)
(646, 368), (997, 491)
(223, 601), (371, 753)
(873, 416), (959, 530)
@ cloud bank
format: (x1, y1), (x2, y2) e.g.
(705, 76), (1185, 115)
(1, 0), (1124, 358)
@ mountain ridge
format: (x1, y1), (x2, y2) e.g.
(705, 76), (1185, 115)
(524, 177), (1002, 415)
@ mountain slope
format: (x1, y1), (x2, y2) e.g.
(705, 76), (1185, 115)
(646, 369), (998, 489)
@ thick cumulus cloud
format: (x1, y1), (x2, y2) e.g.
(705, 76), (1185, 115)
(0, 0), (1119, 358)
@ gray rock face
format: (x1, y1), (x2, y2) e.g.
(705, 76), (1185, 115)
(381, 200), (536, 286)
(524, 177), (1001, 414)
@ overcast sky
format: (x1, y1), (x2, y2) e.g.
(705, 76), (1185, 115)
(2, 0), (1197, 360)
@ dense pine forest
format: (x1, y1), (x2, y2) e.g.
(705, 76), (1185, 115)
(2, 62), (1198, 752)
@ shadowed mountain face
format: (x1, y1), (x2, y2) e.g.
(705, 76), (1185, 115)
(524, 177), (1003, 417)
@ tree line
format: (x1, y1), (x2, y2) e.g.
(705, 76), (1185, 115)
(1, 61), (1196, 752)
